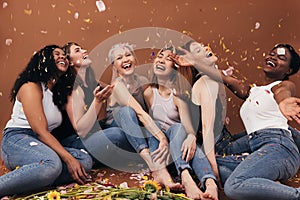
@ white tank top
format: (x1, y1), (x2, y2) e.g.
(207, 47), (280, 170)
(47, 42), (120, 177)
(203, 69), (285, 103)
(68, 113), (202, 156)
(150, 87), (180, 131)
(5, 83), (62, 131)
(240, 81), (288, 134)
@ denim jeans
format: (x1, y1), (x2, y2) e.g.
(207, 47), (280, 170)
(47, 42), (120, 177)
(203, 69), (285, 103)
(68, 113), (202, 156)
(0, 128), (93, 197)
(114, 106), (149, 153)
(220, 128), (300, 200)
(215, 126), (300, 155)
(81, 127), (145, 172)
(148, 123), (216, 187)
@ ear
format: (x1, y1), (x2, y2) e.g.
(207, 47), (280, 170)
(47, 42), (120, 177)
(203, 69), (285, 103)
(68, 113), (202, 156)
(286, 68), (293, 75)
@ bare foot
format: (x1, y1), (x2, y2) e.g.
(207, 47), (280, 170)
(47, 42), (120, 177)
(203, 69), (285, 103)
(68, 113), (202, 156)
(152, 168), (183, 191)
(181, 169), (203, 199)
(202, 178), (218, 200)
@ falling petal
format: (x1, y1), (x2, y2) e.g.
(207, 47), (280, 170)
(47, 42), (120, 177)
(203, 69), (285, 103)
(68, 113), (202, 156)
(5, 38), (12, 46)
(254, 22), (260, 29)
(74, 12), (79, 19)
(2, 2), (8, 8)
(24, 9), (32, 15)
(96, 0), (106, 12)
(84, 18), (92, 23)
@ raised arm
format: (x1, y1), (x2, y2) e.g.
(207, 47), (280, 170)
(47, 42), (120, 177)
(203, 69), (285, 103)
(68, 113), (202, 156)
(66, 85), (113, 138)
(275, 81), (300, 124)
(174, 48), (251, 100)
(19, 82), (87, 184)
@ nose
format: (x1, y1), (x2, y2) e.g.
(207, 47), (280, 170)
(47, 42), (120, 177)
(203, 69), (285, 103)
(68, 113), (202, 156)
(59, 53), (66, 59)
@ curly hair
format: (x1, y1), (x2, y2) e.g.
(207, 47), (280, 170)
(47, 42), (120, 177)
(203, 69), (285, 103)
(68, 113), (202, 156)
(10, 45), (61, 102)
(10, 44), (74, 110)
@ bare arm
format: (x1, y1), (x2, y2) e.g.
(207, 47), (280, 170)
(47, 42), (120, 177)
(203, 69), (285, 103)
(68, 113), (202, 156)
(113, 80), (168, 142)
(173, 95), (197, 162)
(174, 48), (251, 100)
(275, 81), (300, 124)
(19, 82), (87, 184)
(66, 85), (113, 138)
(192, 76), (219, 178)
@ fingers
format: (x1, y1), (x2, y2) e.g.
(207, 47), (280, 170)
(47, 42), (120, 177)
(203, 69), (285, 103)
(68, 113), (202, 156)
(94, 85), (114, 102)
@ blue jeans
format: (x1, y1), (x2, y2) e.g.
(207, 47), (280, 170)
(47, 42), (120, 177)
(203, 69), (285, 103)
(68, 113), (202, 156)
(0, 128), (93, 197)
(81, 127), (145, 172)
(215, 126), (300, 155)
(220, 128), (300, 200)
(148, 123), (216, 187)
(114, 106), (149, 153)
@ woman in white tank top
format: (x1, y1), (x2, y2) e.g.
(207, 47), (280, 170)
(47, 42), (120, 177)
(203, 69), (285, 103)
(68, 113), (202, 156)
(0, 45), (92, 198)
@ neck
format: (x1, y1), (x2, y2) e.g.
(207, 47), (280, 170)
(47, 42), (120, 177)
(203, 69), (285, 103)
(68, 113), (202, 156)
(76, 66), (87, 86)
(121, 74), (135, 84)
(156, 75), (173, 89)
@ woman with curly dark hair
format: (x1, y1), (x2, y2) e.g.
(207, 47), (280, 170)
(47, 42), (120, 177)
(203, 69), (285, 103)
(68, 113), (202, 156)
(0, 45), (92, 197)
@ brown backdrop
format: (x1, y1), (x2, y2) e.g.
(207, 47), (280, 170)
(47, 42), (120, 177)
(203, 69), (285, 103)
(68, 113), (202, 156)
(1, 0), (300, 136)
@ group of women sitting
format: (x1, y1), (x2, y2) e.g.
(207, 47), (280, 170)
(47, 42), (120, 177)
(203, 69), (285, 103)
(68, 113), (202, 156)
(1, 40), (300, 200)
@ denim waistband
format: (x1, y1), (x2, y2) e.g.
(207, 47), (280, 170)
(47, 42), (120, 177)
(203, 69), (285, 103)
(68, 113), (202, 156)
(248, 128), (292, 139)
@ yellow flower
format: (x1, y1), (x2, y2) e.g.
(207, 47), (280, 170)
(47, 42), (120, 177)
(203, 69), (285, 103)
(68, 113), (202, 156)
(47, 191), (60, 200)
(143, 180), (161, 193)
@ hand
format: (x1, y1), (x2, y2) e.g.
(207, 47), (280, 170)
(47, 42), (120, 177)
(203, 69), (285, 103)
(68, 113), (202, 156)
(170, 49), (195, 67)
(181, 134), (197, 162)
(279, 97), (300, 124)
(151, 137), (170, 164)
(94, 84), (114, 103)
(66, 157), (89, 185)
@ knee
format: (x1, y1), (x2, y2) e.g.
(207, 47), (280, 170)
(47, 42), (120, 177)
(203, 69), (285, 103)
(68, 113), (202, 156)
(118, 106), (136, 118)
(223, 176), (242, 199)
(170, 123), (186, 137)
(39, 156), (63, 185)
(70, 149), (93, 173)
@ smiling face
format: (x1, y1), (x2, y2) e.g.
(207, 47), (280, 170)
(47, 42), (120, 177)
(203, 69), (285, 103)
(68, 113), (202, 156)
(68, 44), (91, 68)
(53, 48), (68, 75)
(111, 47), (136, 77)
(264, 47), (292, 79)
(189, 42), (218, 67)
(153, 49), (175, 79)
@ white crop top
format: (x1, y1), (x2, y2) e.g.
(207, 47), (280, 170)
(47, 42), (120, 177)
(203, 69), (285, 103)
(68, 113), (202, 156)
(5, 83), (62, 131)
(240, 81), (288, 134)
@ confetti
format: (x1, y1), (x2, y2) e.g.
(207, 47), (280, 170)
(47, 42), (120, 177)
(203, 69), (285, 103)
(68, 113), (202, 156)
(2, 2), (8, 8)
(5, 38), (12, 46)
(30, 142), (38, 146)
(96, 0), (106, 12)
(74, 12), (79, 19)
(84, 18), (92, 23)
(254, 22), (260, 29)
(277, 48), (285, 55)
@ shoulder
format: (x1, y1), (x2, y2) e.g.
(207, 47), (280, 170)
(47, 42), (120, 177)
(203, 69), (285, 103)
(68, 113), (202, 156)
(18, 82), (43, 102)
(143, 85), (153, 98)
(192, 76), (219, 98)
(274, 80), (296, 95)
